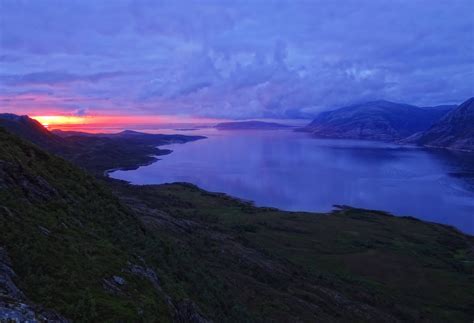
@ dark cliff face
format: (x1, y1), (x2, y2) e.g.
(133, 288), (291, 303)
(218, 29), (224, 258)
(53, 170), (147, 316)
(302, 101), (453, 141)
(418, 97), (474, 151)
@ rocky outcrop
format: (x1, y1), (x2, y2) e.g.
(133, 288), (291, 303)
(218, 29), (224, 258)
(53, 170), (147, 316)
(417, 97), (474, 151)
(0, 247), (68, 322)
(0, 247), (25, 301)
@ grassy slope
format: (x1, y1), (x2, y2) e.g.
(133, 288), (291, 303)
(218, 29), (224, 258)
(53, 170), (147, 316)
(0, 128), (172, 321)
(1, 126), (473, 322)
(112, 182), (474, 322)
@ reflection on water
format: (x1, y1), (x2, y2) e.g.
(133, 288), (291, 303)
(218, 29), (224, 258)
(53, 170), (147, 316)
(111, 129), (474, 234)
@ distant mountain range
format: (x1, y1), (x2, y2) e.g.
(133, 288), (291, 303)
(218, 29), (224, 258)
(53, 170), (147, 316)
(215, 120), (292, 130)
(300, 100), (455, 141)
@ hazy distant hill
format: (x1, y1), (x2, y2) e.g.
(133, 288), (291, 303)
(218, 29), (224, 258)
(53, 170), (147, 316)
(417, 97), (474, 151)
(52, 128), (202, 143)
(215, 120), (292, 130)
(301, 101), (454, 141)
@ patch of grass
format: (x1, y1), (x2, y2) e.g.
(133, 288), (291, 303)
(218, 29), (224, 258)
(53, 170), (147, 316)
(116, 182), (474, 322)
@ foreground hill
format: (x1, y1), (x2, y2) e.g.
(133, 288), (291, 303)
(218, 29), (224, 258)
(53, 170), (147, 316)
(0, 114), (204, 174)
(215, 120), (292, 130)
(301, 101), (453, 141)
(417, 97), (474, 151)
(1, 126), (473, 321)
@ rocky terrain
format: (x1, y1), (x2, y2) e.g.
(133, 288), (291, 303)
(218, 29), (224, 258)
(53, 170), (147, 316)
(416, 97), (474, 151)
(215, 120), (292, 130)
(0, 122), (473, 321)
(300, 100), (454, 141)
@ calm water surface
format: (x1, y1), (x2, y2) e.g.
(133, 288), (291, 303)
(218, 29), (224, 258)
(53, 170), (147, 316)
(111, 129), (474, 234)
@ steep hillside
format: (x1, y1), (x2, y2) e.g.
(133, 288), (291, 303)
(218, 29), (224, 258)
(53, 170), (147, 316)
(1, 126), (473, 321)
(418, 97), (474, 151)
(301, 101), (453, 141)
(0, 127), (176, 321)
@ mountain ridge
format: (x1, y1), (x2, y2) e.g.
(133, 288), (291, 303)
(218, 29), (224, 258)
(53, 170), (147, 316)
(417, 97), (474, 151)
(301, 100), (455, 141)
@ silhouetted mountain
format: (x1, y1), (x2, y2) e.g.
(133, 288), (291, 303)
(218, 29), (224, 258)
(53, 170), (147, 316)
(0, 114), (65, 151)
(215, 120), (292, 130)
(301, 100), (454, 141)
(0, 114), (204, 174)
(417, 97), (474, 151)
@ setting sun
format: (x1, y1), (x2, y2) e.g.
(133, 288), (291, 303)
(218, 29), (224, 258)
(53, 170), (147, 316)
(30, 115), (226, 130)
(31, 115), (87, 128)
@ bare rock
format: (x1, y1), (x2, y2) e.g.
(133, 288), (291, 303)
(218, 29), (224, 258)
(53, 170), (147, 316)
(113, 275), (126, 286)
(126, 263), (161, 290)
(0, 247), (69, 322)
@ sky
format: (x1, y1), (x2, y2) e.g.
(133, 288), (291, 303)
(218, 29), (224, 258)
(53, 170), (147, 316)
(0, 0), (473, 121)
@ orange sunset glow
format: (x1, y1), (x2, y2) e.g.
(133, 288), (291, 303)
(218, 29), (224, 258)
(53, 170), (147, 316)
(31, 115), (226, 130)
(32, 115), (88, 128)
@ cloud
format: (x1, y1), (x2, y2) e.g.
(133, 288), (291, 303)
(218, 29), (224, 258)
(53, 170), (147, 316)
(0, 71), (127, 86)
(73, 107), (89, 116)
(0, 0), (473, 118)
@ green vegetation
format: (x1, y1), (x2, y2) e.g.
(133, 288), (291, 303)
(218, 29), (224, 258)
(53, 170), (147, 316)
(113, 182), (474, 322)
(1, 126), (473, 322)
(0, 128), (172, 321)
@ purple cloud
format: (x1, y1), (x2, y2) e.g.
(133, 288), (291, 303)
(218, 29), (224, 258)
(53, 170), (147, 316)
(0, 0), (473, 118)
(0, 71), (127, 86)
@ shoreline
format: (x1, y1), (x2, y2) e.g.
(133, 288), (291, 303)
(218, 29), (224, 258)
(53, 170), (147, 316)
(296, 129), (474, 153)
(103, 136), (206, 177)
(101, 133), (473, 235)
(104, 168), (473, 237)
(103, 157), (160, 177)
(103, 134), (207, 177)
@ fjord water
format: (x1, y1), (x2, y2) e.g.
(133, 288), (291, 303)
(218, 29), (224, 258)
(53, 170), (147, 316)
(111, 129), (474, 234)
